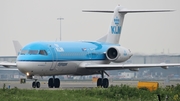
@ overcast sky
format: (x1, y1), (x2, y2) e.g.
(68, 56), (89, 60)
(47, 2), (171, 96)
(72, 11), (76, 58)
(0, 0), (180, 56)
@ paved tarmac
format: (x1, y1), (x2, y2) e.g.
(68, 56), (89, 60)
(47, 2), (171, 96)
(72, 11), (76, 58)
(0, 80), (179, 90)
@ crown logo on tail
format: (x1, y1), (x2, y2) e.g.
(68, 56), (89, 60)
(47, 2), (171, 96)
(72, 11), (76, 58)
(111, 16), (121, 34)
(114, 17), (120, 25)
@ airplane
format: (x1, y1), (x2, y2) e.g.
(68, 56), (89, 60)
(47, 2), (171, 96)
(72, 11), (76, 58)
(0, 5), (180, 88)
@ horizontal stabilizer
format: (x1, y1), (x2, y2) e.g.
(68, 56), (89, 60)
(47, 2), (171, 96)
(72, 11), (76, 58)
(83, 10), (113, 13)
(83, 9), (174, 13)
(119, 9), (174, 13)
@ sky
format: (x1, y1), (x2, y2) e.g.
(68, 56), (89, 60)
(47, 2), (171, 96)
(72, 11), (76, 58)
(0, 0), (180, 56)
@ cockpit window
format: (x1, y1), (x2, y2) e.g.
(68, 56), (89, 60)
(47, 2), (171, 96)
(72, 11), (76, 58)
(20, 50), (28, 55)
(20, 50), (47, 55)
(28, 50), (39, 55)
(39, 50), (48, 55)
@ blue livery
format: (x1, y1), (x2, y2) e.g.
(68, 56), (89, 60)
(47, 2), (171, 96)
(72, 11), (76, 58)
(17, 41), (120, 61)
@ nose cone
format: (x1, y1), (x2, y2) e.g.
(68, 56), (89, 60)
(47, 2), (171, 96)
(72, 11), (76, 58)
(17, 61), (42, 76)
(16, 61), (28, 74)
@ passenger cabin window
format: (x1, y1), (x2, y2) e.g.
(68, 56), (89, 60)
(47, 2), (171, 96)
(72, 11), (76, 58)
(20, 50), (28, 55)
(28, 50), (38, 55)
(39, 50), (48, 55)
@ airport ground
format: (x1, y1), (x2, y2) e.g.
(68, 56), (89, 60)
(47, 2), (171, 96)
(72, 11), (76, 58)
(0, 80), (179, 90)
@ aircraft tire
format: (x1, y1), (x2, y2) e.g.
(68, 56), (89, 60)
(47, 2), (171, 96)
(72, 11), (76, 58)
(102, 78), (109, 88)
(36, 82), (40, 88)
(97, 78), (102, 87)
(54, 78), (60, 88)
(32, 82), (36, 88)
(48, 78), (53, 88)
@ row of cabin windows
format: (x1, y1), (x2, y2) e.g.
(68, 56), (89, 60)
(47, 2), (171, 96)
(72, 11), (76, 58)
(20, 50), (47, 55)
(60, 52), (104, 56)
(20, 50), (104, 56)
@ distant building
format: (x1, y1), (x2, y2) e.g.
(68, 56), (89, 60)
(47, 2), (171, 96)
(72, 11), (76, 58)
(118, 72), (135, 79)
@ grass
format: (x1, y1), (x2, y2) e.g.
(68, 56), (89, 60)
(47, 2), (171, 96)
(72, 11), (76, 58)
(0, 84), (180, 101)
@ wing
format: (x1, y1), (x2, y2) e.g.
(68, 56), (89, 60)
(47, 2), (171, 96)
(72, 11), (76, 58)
(0, 62), (17, 68)
(0, 68), (18, 71)
(82, 63), (180, 70)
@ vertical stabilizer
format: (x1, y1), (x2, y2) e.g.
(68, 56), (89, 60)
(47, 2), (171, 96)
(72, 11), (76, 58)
(13, 40), (22, 56)
(106, 6), (125, 44)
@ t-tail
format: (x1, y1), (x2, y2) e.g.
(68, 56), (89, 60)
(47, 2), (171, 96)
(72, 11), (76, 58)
(83, 5), (174, 44)
(106, 6), (124, 44)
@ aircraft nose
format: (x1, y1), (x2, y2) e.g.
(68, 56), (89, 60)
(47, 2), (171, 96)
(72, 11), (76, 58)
(17, 61), (35, 75)
(17, 62), (27, 74)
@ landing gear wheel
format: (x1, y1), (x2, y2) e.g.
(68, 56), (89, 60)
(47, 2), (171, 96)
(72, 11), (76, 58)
(48, 78), (53, 88)
(102, 78), (109, 88)
(97, 70), (109, 88)
(97, 78), (102, 87)
(54, 78), (60, 88)
(36, 82), (40, 88)
(32, 81), (41, 88)
(32, 82), (36, 88)
(48, 76), (61, 88)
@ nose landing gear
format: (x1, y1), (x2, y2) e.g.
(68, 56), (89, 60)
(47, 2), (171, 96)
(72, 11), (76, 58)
(32, 79), (41, 88)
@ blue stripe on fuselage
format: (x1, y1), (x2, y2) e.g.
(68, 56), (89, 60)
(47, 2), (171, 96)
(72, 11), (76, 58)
(17, 41), (120, 61)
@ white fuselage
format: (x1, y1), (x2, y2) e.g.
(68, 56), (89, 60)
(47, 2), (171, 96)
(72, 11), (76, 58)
(17, 60), (110, 76)
(16, 41), (131, 77)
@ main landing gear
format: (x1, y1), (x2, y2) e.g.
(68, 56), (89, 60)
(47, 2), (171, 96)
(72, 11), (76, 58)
(97, 71), (109, 88)
(48, 75), (60, 88)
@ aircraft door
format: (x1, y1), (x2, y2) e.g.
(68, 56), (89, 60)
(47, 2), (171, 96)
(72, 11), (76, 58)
(49, 45), (57, 71)
(87, 49), (92, 59)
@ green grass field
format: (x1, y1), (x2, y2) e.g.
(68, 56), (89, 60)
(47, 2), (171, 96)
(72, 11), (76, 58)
(0, 84), (180, 101)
